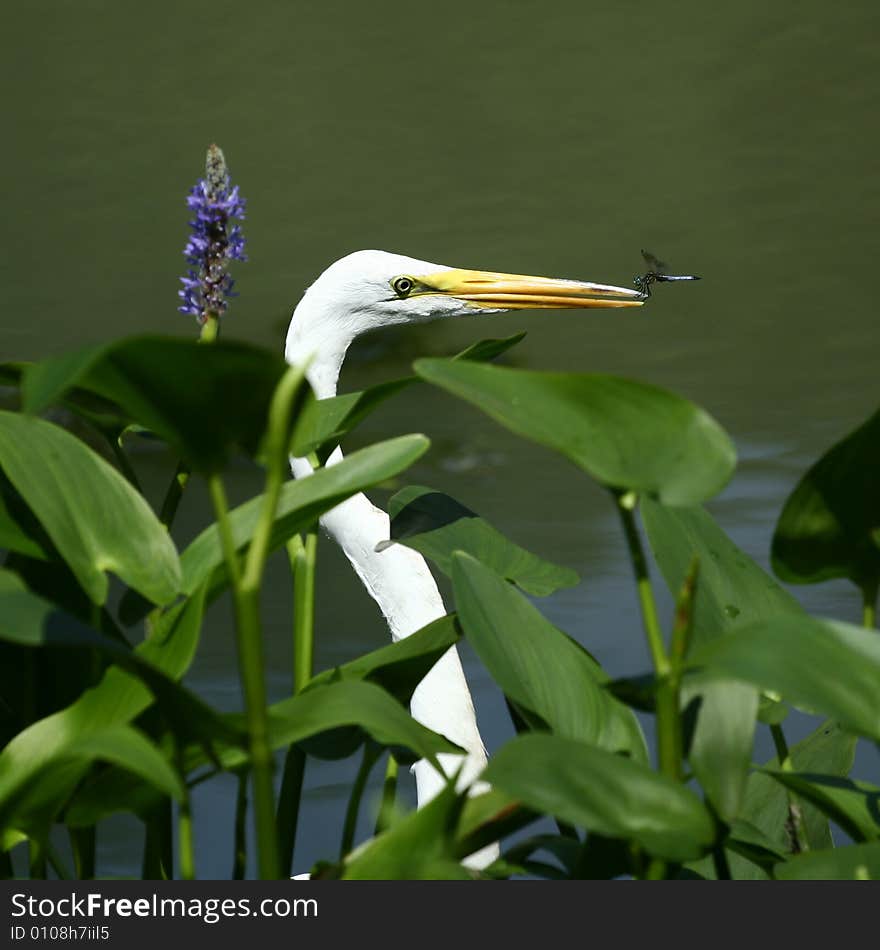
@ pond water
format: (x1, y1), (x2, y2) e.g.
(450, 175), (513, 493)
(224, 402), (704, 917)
(3, 1), (878, 876)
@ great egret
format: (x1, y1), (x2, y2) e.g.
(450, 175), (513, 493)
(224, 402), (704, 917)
(285, 250), (643, 869)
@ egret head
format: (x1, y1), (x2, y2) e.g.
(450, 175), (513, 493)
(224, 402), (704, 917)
(286, 249), (643, 394)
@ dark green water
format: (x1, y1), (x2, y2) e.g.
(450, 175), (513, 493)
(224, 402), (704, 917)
(4, 1), (878, 876)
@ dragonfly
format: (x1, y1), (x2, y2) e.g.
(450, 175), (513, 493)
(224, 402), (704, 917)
(634, 249), (701, 299)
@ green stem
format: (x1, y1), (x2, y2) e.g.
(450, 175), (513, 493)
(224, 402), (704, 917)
(616, 495), (669, 676)
(770, 722), (807, 853)
(712, 842), (732, 880)
(232, 770), (248, 880)
(44, 842), (72, 881)
(863, 581), (878, 630)
(207, 473), (276, 878)
(141, 804), (172, 880)
(375, 755), (398, 835)
(616, 494), (681, 782)
(341, 744), (381, 858)
(159, 462), (191, 530)
(206, 366), (305, 880)
(29, 839), (46, 879)
(199, 313), (221, 342)
(277, 747), (307, 876)
(108, 435), (141, 491)
(288, 531), (318, 694)
(69, 827), (95, 879)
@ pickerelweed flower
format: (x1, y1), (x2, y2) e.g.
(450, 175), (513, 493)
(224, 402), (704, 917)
(178, 144), (247, 326)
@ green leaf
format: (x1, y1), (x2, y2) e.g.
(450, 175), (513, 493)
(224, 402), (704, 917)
(180, 434), (430, 600)
(688, 721), (856, 879)
(342, 779), (470, 879)
(0, 489), (49, 561)
(291, 379), (413, 458)
(381, 485), (578, 596)
(290, 333), (526, 458)
(451, 552), (646, 760)
(454, 789), (536, 861)
(63, 726), (183, 803)
(306, 614), (460, 706)
(689, 616), (880, 741)
(772, 408), (880, 590)
(187, 680), (462, 776)
(414, 360), (736, 505)
(0, 411), (180, 606)
(775, 842), (880, 880)
(681, 680), (759, 823)
(485, 733), (714, 862)
(643, 501), (805, 645)
(643, 501), (809, 821)
(23, 337), (292, 473)
(0, 587), (206, 836)
(761, 771), (880, 843)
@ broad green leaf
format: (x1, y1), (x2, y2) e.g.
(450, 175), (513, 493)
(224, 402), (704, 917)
(0, 411), (180, 606)
(381, 486), (578, 596)
(23, 337), (292, 473)
(688, 721), (856, 879)
(292, 379), (412, 458)
(290, 333), (526, 458)
(0, 587), (206, 836)
(342, 780), (470, 879)
(643, 501), (808, 820)
(724, 818), (788, 874)
(485, 734), (714, 862)
(0, 568), (236, 750)
(680, 680), (759, 823)
(772, 408), (880, 590)
(180, 435), (429, 600)
(186, 680), (461, 775)
(761, 771), (880, 843)
(0, 489), (49, 561)
(451, 552), (646, 760)
(306, 614), (461, 706)
(689, 616), (880, 741)
(775, 842), (880, 880)
(414, 360), (736, 505)
(63, 727), (183, 803)
(643, 501), (804, 645)
(454, 789), (535, 861)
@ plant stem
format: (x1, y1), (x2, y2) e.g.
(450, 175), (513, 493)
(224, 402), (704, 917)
(375, 754), (398, 835)
(288, 531), (318, 693)
(69, 827), (95, 879)
(178, 801), (195, 880)
(159, 462), (191, 530)
(199, 313), (220, 342)
(770, 722), (807, 853)
(616, 495), (669, 676)
(863, 581), (878, 630)
(207, 472), (276, 878)
(141, 804), (172, 880)
(711, 841), (732, 880)
(206, 366), (305, 880)
(232, 770), (248, 880)
(276, 528), (317, 875)
(341, 744), (381, 858)
(616, 493), (682, 782)
(277, 747), (307, 876)
(29, 839), (46, 879)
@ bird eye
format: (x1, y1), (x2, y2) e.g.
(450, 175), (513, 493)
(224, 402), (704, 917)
(391, 276), (415, 297)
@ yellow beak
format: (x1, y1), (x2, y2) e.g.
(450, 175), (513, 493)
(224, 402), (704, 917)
(421, 268), (644, 309)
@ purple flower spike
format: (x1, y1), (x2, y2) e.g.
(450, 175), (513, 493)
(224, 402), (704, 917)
(178, 144), (247, 324)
